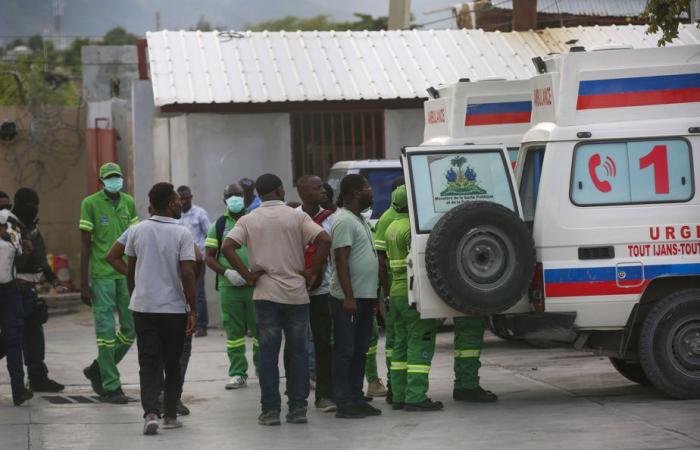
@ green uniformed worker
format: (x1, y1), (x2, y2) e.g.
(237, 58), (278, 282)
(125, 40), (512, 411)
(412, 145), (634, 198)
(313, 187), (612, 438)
(205, 183), (259, 390)
(80, 162), (139, 404)
(453, 317), (498, 402)
(386, 186), (442, 412)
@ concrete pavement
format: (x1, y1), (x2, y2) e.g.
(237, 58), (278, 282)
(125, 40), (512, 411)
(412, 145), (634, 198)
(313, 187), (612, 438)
(1, 309), (699, 450)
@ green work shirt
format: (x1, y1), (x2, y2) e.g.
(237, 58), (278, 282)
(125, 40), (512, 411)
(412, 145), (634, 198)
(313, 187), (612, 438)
(205, 212), (251, 289)
(373, 206), (399, 252)
(385, 213), (410, 296)
(330, 208), (379, 299)
(79, 190), (138, 279)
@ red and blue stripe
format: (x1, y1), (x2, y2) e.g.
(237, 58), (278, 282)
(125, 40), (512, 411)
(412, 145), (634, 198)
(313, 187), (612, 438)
(577, 73), (700, 110)
(544, 262), (700, 298)
(465, 101), (532, 126)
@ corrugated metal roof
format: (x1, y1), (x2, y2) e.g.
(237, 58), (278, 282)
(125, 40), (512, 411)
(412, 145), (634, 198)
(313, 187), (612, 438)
(494, 0), (647, 17)
(146, 24), (700, 106)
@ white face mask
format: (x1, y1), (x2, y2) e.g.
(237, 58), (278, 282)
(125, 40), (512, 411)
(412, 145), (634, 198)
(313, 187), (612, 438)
(361, 207), (372, 221)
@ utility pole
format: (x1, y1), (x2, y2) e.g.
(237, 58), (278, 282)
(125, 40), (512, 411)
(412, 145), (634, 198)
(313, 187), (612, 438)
(155, 11), (161, 31)
(388, 0), (411, 30)
(512, 0), (537, 31)
(691, 0), (700, 22)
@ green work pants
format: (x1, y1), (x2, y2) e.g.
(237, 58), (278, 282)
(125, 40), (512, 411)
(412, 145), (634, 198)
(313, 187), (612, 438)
(220, 285), (259, 378)
(453, 316), (485, 390)
(389, 295), (436, 404)
(91, 278), (134, 392)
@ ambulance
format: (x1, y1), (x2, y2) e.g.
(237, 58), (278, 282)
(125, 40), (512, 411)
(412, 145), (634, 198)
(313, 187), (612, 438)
(403, 45), (700, 399)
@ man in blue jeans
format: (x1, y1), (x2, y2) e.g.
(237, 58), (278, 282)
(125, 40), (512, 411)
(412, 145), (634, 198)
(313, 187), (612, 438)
(329, 174), (381, 419)
(221, 173), (330, 426)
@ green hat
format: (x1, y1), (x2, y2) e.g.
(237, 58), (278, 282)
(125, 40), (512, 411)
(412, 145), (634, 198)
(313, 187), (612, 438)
(99, 162), (122, 179)
(391, 185), (407, 209)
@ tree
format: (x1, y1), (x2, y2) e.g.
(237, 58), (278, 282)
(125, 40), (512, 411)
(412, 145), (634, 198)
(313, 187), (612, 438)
(189, 16), (228, 32)
(641, 0), (698, 46)
(102, 27), (139, 45)
(245, 13), (389, 32)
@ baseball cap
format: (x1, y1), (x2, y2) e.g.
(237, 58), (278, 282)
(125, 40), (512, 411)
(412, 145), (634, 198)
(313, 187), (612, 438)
(99, 162), (123, 179)
(391, 185), (407, 209)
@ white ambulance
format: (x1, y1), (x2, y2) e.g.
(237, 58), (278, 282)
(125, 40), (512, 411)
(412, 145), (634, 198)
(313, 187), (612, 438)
(403, 45), (700, 399)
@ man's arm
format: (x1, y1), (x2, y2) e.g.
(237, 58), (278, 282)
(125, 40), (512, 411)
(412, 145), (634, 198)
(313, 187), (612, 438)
(127, 255), (137, 295)
(205, 247), (227, 275)
(305, 231), (331, 290)
(106, 242), (127, 276)
(80, 230), (92, 306)
(334, 246), (356, 316)
(221, 237), (259, 285)
(180, 260), (198, 335)
(378, 250), (390, 301)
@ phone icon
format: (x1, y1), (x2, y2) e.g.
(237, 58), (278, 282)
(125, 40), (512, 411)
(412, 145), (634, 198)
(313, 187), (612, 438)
(588, 153), (613, 193)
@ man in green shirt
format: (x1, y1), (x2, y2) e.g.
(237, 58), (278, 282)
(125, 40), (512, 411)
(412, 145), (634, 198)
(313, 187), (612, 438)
(205, 183), (259, 390)
(386, 185), (442, 412)
(79, 162), (139, 404)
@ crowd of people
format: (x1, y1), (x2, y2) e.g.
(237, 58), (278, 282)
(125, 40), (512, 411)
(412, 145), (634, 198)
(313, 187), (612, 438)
(0, 162), (497, 436)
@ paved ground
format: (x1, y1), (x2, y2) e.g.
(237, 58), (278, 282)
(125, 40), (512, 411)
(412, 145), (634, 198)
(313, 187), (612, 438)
(1, 310), (699, 450)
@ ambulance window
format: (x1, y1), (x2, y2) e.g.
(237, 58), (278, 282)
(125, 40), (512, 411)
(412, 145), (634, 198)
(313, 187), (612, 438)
(571, 139), (693, 206)
(518, 146), (545, 226)
(408, 150), (516, 233)
(507, 148), (519, 170)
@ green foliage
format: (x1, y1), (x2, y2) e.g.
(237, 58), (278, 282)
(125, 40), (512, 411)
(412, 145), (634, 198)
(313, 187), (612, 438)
(641, 0), (697, 46)
(189, 16), (228, 31)
(102, 27), (139, 45)
(245, 13), (389, 32)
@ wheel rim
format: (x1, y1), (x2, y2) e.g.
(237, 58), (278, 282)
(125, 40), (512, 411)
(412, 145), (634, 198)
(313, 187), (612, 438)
(456, 225), (514, 289)
(670, 315), (700, 373)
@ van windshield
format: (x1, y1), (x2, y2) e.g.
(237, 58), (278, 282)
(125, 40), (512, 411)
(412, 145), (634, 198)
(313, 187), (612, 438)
(518, 146), (545, 228)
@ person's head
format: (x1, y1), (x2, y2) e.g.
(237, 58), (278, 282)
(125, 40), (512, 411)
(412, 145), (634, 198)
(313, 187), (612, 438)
(239, 177), (256, 205)
(391, 185), (408, 213)
(321, 183), (335, 210)
(176, 185), (193, 212)
(391, 176), (405, 191)
(13, 187), (40, 225)
(223, 182), (245, 215)
(296, 175), (326, 207)
(0, 191), (11, 211)
(99, 162), (124, 194)
(337, 174), (372, 211)
(255, 174), (285, 202)
(148, 182), (182, 219)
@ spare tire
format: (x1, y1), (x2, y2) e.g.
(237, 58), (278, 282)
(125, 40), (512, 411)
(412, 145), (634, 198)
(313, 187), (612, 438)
(425, 201), (535, 315)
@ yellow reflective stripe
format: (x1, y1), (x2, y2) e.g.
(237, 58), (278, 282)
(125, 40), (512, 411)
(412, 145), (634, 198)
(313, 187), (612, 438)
(390, 361), (407, 370)
(454, 349), (481, 358)
(374, 239), (386, 251)
(385, 349), (393, 357)
(79, 220), (94, 231)
(252, 337), (259, 347)
(116, 331), (134, 345)
(366, 345), (378, 356)
(96, 339), (116, 348)
(389, 259), (407, 269)
(407, 364), (431, 374)
(205, 238), (219, 248)
(130, 217), (140, 225)
(226, 338), (246, 348)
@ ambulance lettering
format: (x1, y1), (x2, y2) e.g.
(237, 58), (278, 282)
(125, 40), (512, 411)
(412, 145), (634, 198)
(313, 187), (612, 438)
(427, 108), (446, 124)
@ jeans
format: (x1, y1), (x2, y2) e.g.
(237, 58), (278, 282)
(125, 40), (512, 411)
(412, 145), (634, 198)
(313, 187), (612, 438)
(309, 293), (333, 402)
(196, 267), (208, 328)
(254, 300), (309, 413)
(0, 284), (25, 393)
(134, 312), (186, 418)
(329, 296), (375, 408)
(18, 283), (49, 383)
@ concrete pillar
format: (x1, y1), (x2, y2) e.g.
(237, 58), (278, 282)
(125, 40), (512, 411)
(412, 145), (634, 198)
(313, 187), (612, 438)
(388, 0), (411, 30)
(512, 0), (538, 31)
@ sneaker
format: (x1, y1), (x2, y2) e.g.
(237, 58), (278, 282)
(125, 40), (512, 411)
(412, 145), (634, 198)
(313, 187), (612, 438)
(225, 375), (247, 390)
(258, 410), (281, 426)
(404, 398), (444, 412)
(101, 390), (128, 404)
(356, 402), (382, 416)
(286, 407), (308, 424)
(12, 387), (33, 406)
(143, 413), (159, 435)
(315, 398), (337, 413)
(391, 402), (404, 411)
(162, 416), (183, 429)
(366, 379), (387, 397)
(29, 378), (65, 393)
(453, 386), (498, 402)
(177, 400), (190, 416)
(194, 327), (207, 337)
(335, 404), (365, 419)
(83, 360), (105, 396)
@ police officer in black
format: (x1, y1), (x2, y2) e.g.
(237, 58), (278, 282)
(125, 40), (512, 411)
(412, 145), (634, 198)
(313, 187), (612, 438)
(9, 188), (65, 392)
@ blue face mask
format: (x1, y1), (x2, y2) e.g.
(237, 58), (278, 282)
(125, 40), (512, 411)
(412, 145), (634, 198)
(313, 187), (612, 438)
(226, 195), (245, 213)
(103, 177), (123, 194)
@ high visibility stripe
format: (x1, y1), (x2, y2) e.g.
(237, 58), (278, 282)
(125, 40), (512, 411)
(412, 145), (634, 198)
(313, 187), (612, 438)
(454, 349), (481, 358)
(130, 217), (140, 225)
(366, 345), (378, 356)
(407, 364), (431, 374)
(116, 331), (134, 345)
(226, 338), (246, 348)
(374, 239), (386, 251)
(385, 349), (393, 357)
(389, 259), (407, 269)
(390, 361), (407, 370)
(205, 238), (219, 248)
(252, 337), (259, 346)
(227, 342), (245, 349)
(79, 220), (94, 231)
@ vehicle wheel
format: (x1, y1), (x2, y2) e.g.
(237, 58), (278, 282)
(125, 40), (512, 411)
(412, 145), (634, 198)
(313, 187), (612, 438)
(609, 357), (651, 386)
(425, 201), (535, 315)
(487, 316), (516, 341)
(638, 289), (700, 399)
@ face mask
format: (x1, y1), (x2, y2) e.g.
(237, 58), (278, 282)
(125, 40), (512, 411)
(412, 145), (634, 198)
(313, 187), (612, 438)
(361, 207), (372, 221)
(103, 177), (123, 193)
(226, 195), (245, 213)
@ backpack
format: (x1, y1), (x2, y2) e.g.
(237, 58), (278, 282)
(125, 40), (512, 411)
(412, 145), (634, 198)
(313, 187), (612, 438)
(304, 209), (334, 269)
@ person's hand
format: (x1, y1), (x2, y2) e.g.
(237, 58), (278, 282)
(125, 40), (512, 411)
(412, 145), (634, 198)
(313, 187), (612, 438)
(343, 296), (357, 318)
(80, 284), (92, 306)
(186, 311), (198, 336)
(303, 268), (321, 291)
(245, 270), (264, 287)
(224, 269), (247, 287)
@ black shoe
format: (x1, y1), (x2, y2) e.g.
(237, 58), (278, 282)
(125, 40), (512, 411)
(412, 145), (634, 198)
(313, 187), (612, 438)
(453, 386), (498, 403)
(177, 400), (190, 416)
(83, 360), (105, 396)
(363, 394), (373, 402)
(391, 402), (404, 411)
(286, 407), (308, 424)
(13, 387), (33, 406)
(335, 404), (366, 419)
(356, 402), (382, 416)
(404, 398), (444, 412)
(101, 390), (128, 404)
(29, 378), (65, 393)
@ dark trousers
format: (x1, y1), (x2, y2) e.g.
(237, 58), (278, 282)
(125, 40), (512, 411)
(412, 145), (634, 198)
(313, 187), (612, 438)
(254, 300), (309, 413)
(19, 284), (49, 383)
(329, 296), (375, 408)
(309, 293), (333, 402)
(180, 335), (192, 382)
(196, 267), (208, 328)
(134, 311), (186, 418)
(0, 285), (25, 393)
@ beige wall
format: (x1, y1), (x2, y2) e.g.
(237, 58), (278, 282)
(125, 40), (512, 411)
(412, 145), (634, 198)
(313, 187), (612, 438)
(0, 106), (86, 286)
